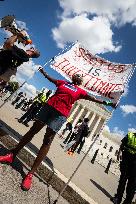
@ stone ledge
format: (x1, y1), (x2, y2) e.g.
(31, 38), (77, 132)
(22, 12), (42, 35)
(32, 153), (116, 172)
(0, 124), (96, 204)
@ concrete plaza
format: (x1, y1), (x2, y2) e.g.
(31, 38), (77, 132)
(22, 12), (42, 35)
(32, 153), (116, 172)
(0, 99), (121, 204)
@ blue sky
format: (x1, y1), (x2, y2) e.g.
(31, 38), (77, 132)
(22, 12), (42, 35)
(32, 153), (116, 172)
(0, 0), (136, 137)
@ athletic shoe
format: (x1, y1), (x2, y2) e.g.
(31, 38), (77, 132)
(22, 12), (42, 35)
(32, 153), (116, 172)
(70, 152), (74, 156)
(67, 151), (74, 156)
(18, 119), (23, 123)
(23, 122), (29, 127)
(21, 173), (33, 191)
(0, 153), (14, 164)
(67, 151), (71, 155)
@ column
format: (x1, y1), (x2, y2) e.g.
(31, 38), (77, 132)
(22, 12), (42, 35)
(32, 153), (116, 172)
(88, 112), (96, 127)
(84, 110), (90, 119)
(89, 116), (102, 139)
(57, 103), (80, 134)
(70, 103), (80, 119)
(72, 106), (85, 126)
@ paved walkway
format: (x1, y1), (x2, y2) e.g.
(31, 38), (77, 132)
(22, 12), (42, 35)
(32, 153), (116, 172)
(0, 99), (122, 204)
(0, 141), (69, 204)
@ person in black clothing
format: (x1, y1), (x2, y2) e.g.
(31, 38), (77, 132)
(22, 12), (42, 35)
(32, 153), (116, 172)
(111, 132), (136, 204)
(0, 31), (40, 82)
(70, 118), (89, 154)
(59, 121), (73, 139)
(63, 119), (82, 144)
(0, 80), (6, 94)
(11, 92), (23, 105)
(21, 97), (33, 111)
(15, 94), (27, 109)
(18, 90), (52, 127)
(77, 128), (90, 154)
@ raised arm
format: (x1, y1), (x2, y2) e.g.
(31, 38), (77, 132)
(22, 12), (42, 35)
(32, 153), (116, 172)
(3, 31), (26, 49)
(84, 94), (117, 108)
(3, 35), (18, 49)
(38, 67), (58, 85)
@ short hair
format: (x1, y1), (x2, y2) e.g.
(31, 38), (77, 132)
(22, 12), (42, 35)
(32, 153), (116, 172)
(31, 49), (40, 58)
(84, 118), (89, 123)
(73, 74), (83, 81)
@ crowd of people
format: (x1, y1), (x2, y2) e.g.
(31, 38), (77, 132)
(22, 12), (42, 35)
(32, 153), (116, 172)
(0, 19), (135, 204)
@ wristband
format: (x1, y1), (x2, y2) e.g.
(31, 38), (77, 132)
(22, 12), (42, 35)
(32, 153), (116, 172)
(103, 101), (112, 106)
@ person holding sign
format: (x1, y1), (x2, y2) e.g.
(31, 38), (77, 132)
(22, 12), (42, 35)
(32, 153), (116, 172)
(0, 67), (117, 191)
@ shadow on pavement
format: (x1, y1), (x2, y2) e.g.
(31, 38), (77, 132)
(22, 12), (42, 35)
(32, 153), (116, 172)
(0, 120), (54, 171)
(0, 144), (54, 204)
(90, 179), (112, 199)
(0, 144), (26, 178)
(0, 121), (60, 203)
(0, 127), (8, 137)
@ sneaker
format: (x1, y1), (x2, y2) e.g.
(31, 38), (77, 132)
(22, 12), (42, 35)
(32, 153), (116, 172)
(18, 119), (23, 123)
(0, 153), (14, 164)
(67, 151), (74, 156)
(67, 151), (71, 155)
(23, 122), (29, 127)
(70, 152), (74, 156)
(21, 173), (33, 191)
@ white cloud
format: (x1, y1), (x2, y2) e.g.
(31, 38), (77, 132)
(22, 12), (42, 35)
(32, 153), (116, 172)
(103, 125), (110, 132)
(104, 125), (124, 136)
(16, 20), (28, 30)
(52, 0), (136, 54)
(128, 127), (136, 133)
(21, 83), (37, 97)
(120, 104), (136, 115)
(16, 60), (39, 79)
(113, 126), (125, 136)
(102, 125), (124, 143)
(59, 0), (136, 26)
(52, 15), (121, 54)
(15, 60), (39, 97)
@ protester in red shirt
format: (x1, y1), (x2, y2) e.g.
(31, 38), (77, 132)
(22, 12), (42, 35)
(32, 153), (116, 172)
(0, 67), (116, 191)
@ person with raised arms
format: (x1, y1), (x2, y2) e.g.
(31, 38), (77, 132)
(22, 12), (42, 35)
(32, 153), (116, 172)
(0, 31), (40, 83)
(0, 67), (117, 191)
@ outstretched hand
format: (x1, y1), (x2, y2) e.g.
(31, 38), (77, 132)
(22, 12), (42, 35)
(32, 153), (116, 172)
(38, 67), (44, 73)
(38, 67), (48, 77)
(111, 102), (118, 109)
(103, 100), (118, 109)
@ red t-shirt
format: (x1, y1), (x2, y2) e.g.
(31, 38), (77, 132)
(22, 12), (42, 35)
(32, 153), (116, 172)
(47, 80), (88, 117)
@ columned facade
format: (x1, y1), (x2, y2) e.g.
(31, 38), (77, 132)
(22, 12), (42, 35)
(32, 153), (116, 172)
(59, 99), (112, 144)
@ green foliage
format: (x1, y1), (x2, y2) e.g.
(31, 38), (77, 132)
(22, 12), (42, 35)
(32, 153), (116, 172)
(8, 81), (19, 91)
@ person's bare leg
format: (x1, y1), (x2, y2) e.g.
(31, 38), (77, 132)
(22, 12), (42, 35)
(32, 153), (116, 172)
(29, 127), (56, 174)
(11, 120), (45, 156)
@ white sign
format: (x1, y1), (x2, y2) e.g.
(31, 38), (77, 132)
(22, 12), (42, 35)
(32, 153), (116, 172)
(51, 43), (133, 102)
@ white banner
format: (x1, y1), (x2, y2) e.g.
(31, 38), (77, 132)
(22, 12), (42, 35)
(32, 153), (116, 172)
(51, 43), (133, 103)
